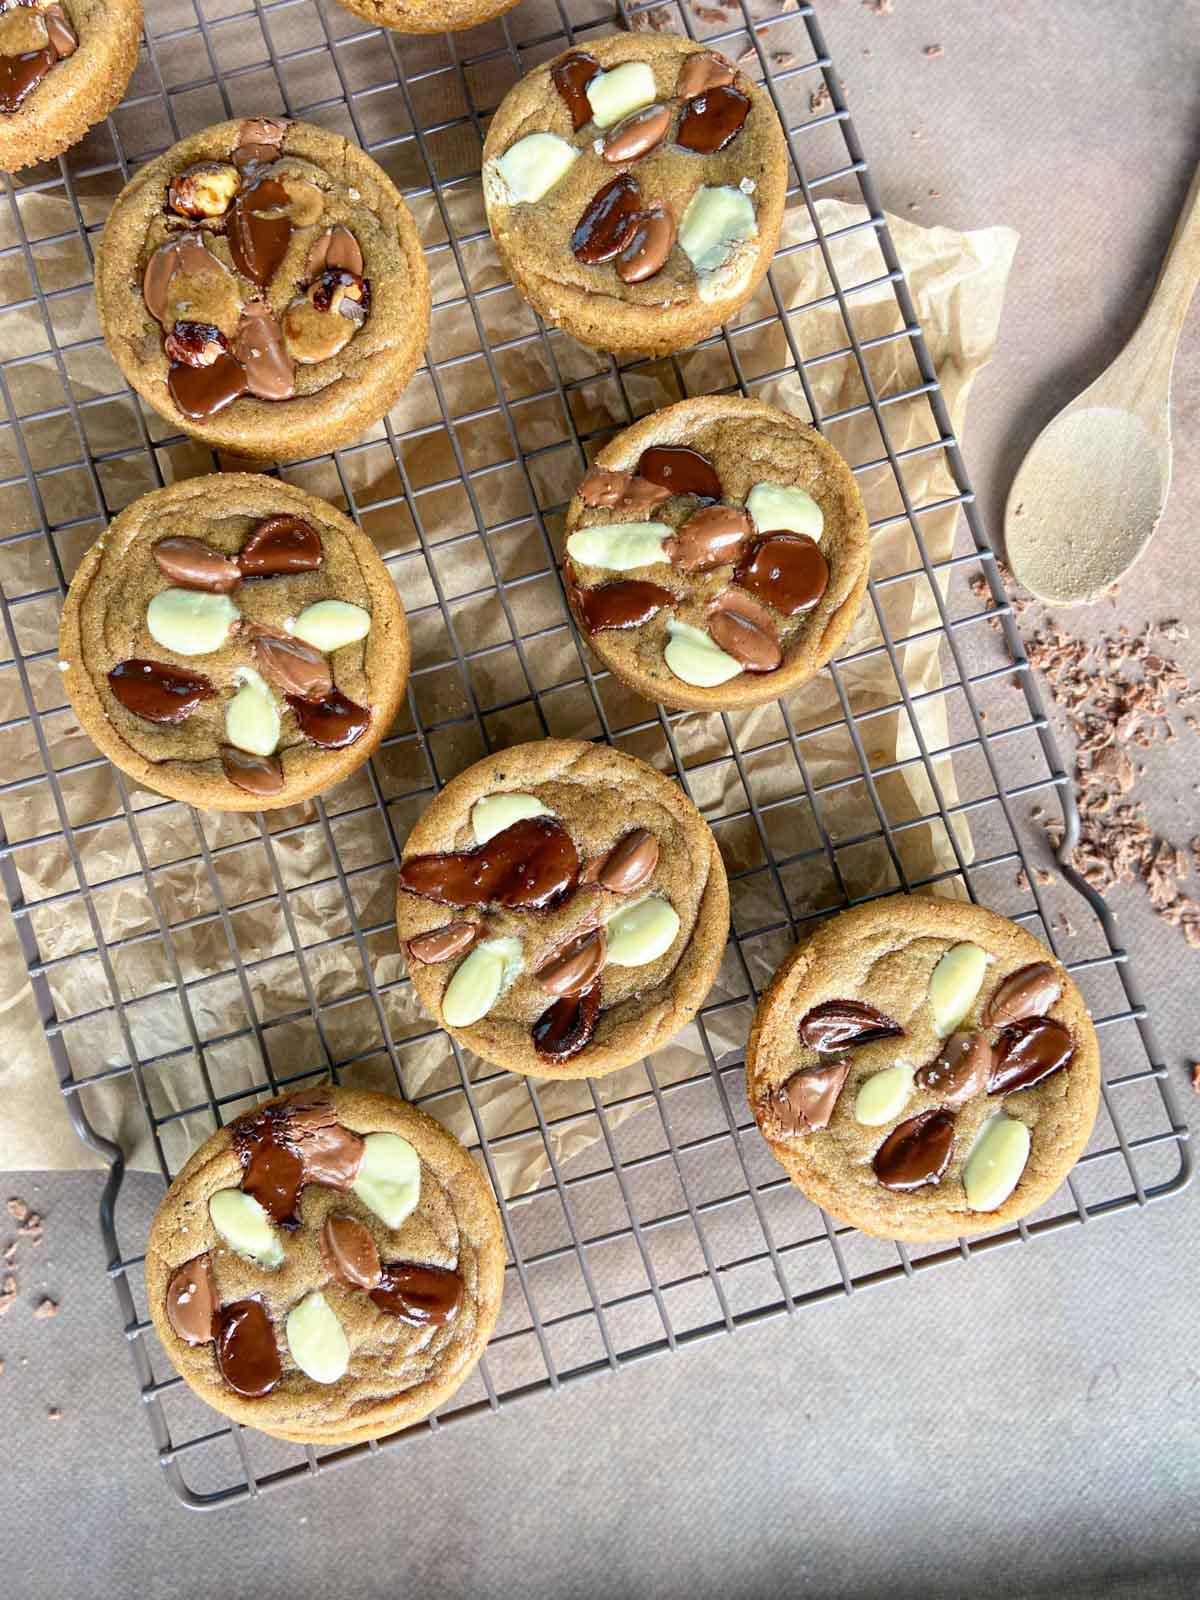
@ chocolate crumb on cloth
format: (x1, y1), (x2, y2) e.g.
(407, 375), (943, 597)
(95, 116), (430, 460)
(482, 32), (787, 356)
(0, 0), (141, 172)
(395, 739), (730, 1080)
(561, 395), (870, 712)
(746, 895), (1101, 1241)
(146, 1087), (505, 1446)
(58, 473), (409, 811)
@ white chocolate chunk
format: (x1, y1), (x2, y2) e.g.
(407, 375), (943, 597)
(208, 1188), (283, 1269)
(586, 62), (656, 129)
(854, 1064), (914, 1127)
(929, 942), (989, 1037)
(664, 620), (742, 687)
(441, 935), (523, 1028)
(566, 521), (671, 571)
(605, 894), (680, 967)
(225, 666), (281, 756)
(745, 481), (824, 543)
(964, 1114), (1031, 1212)
(678, 184), (757, 276)
(351, 1131), (421, 1229)
(287, 599), (370, 653)
(146, 589), (239, 656)
(285, 1291), (350, 1384)
(493, 132), (579, 203)
(472, 792), (550, 845)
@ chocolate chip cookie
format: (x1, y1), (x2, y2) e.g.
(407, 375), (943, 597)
(395, 739), (730, 1079)
(482, 33), (787, 356)
(146, 1087), (505, 1446)
(95, 116), (430, 460)
(333, 0), (520, 35)
(58, 473), (409, 811)
(0, 0), (141, 172)
(562, 395), (870, 711)
(745, 895), (1102, 1242)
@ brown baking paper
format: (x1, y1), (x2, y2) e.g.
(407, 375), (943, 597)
(0, 199), (1017, 1180)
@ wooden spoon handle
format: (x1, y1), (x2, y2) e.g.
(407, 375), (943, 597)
(1138, 159), (1200, 357)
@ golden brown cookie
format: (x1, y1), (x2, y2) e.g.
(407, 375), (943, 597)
(333, 0), (519, 34)
(482, 34), (787, 356)
(561, 395), (869, 712)
(58, 473), (409, 811)
(395, 739), (730, 1080)
(745, 895), (1102, 1242)
(146, 1087), (505, 1446)
(95, 116), (430, 460)
(0, 0), (141, 172)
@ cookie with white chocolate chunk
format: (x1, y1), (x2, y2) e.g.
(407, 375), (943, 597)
(562, 395), (870, 711)
(0, 0), (141, 172)
(146, 1087), (505, 1445)
(745, 895), (1101, 1241)
(95, 116), (429, 460)
(482, 33), (787, 356)
(58, 473), (409, 811)
(395, 739), (730, 1079)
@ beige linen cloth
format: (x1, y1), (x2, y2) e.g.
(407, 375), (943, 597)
(0, 200), (1017, 1180)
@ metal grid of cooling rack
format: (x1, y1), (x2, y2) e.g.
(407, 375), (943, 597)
(0, 0), (1190, 1509)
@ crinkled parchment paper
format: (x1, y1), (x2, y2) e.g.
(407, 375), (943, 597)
(0, 199), (1017, 1181)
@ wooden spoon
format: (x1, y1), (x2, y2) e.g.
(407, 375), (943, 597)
(1005, 162), (1200, 605)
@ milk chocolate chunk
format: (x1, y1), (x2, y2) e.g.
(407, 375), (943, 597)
(637, 444), (722, 501)
(735, 533), (829, 616)
(108, 659), (215, 723)
(238, 514), (323, 577)
(667, 506), (752, 573)
(398, 815), (579, 912)
(595, 827), (658, 893)
(43, 5), (77, 59)
(153, 537), (241, 593)
(616, 203), (676, 285)
(985, 962), (1062, 1027)
(915, 1030), (994, 1107)
(371, 1262), (463, 1328)
(707, 589), (782, 673)
(168, 353), (248, 420)
(282, 1092), (365, 1189)
(165, 1254), (218, 1346)
(572, 173), (642, 265)
(574, 578), (673, 633)
(577, 467), (671, 514)
(286, 689), (370, 749)
(320, 1213), (381, 1292)
(241, 1142), (304, 1226)
(676, 51), (736, 100)
(535, 925), (606, 998)
(532, 977), (601, 1061)
(228, 176), (293, 287)
(221, 745), (285, 797)
(142, 234), (229, 325)
(872, 1108), (956, 1192)
(250, 628), (333, 701)
(988, 1017), (1074, 1096)
(232, 117), (287, 172)
(552, 49), (600, 130)
(305, 225), (364, 280)
(764, 1061), (850, 1136)
(234, 301), (295, 401)
(216, 1299), (281, 1397)
(406, 921), (482, 965)
(603, 104), (671, 164)
(798, 999), (902, 1053)
(676, 86), (751, 154)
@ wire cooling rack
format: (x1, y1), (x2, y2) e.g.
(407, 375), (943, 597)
(0, 0), (1190, 1509)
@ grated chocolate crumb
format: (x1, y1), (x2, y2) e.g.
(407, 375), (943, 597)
(33, 1296), (58, 1319)
(923, 43), (944, 58)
